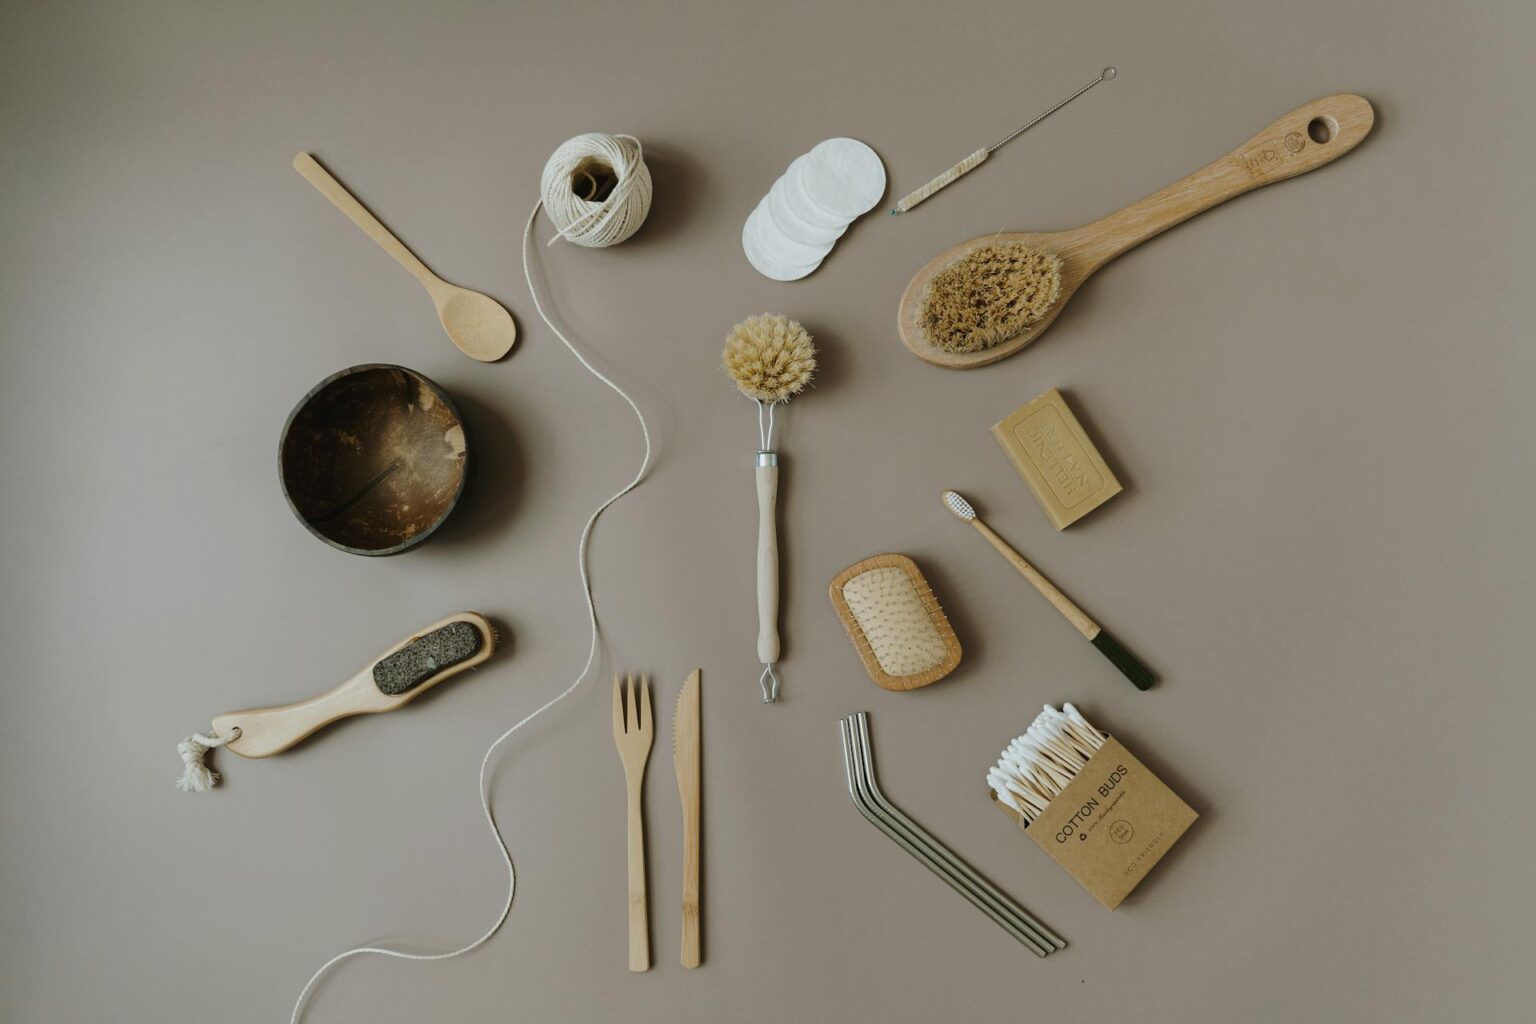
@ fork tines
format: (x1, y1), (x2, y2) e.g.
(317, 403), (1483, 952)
(613, 673), (654, 739)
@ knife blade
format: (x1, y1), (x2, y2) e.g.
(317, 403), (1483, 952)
(672, 668), (702, 967)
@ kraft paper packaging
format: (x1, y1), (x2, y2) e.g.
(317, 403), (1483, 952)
(995, 736), (1196, 910)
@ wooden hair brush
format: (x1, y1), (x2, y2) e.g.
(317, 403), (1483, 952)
(899, 93), (1374, 368)
(829, 553), (962, 690)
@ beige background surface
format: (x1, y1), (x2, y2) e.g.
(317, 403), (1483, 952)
(3, 1), (1533, 1020)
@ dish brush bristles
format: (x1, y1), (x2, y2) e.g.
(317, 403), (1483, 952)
(919, 243), (1063, 354)
(941, 490), (976, 521)
(722, 313), (817, 403)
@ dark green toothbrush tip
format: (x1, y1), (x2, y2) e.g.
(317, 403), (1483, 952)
(1090, 630), (1155, 691)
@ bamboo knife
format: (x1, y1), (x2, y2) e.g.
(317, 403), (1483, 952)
(672, 669), (702, 967)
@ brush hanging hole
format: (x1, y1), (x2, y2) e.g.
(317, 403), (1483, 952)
(1307, 116), (1336, 144)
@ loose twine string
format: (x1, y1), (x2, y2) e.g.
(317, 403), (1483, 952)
(290, 133), (655, 1022)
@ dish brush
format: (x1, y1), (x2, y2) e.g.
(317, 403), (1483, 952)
(722, 313), (816, 702)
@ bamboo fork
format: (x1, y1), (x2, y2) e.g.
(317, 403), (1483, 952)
(612, 673), (654, 972)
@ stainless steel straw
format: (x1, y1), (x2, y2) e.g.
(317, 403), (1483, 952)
(847, 723), (1057, 955)
(837, 712), (1064, 956)
(852, 713), (1065, 951)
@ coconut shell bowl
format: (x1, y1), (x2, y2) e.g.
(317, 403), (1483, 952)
(279, 364), (468, 555)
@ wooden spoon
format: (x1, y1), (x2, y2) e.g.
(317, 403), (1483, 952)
(294, 152), (517, 362)
(898, 93), (1374, 368)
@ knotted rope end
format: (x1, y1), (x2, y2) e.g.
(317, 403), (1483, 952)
(176, 730), (233, 793)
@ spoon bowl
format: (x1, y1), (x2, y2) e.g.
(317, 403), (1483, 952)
(433, 284), (518, 362)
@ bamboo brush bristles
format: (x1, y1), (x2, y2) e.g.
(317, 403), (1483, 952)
(919, 243), (1063, 354)
(722, 313), (817, 403)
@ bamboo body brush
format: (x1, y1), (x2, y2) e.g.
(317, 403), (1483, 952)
(723, 314), (817, 702)
(899, 93), (1375, 367)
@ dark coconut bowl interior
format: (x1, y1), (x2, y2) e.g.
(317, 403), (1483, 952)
(279, 364), (468, 555)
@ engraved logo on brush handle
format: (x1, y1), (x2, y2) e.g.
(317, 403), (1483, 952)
(1233, 134), (1305, 180)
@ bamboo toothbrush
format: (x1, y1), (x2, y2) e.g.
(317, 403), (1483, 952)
(941, 491), (1154, 690)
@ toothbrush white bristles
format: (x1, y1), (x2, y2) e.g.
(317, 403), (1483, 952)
(941, 489), (976, 521)
(988, 704), (1107, 826)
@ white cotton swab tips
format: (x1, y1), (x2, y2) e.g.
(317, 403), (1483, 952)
(987, 704), (1108, 827)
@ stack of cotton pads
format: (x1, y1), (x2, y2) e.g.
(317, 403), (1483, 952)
(743, 138), (886, 281)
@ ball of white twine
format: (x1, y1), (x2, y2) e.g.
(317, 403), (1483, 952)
(539, 132), (652, 247)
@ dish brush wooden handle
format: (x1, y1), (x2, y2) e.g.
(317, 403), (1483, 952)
(893, 147), (989, 214)
(756, 456), (780, 666)
(1077, 93), (1374, 265)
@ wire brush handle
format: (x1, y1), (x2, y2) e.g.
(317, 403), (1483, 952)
(892, 148), (988, 214)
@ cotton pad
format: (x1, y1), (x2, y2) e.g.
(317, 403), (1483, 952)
(797, 138), (886, 219)
(741, 138), (885, 282)
(749, 203), (832, 267)
(782, 157), (851, 232)
(766, 176), (844, 247)
(742, 212), (819, 281)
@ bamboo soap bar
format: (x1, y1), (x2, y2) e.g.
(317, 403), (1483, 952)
(992, 388), (1121, 530)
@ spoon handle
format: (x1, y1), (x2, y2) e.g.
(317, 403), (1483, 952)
(293, 152), (439, 291)
(1075, 93), (1374, 267)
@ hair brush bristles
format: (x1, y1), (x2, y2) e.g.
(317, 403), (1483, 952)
(919, 243), (1062, 354)
(722, 313), (817, 403)
(942, 490), (977, 521)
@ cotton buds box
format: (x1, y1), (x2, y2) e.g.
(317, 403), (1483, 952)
(988, 705), (1197, 909)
